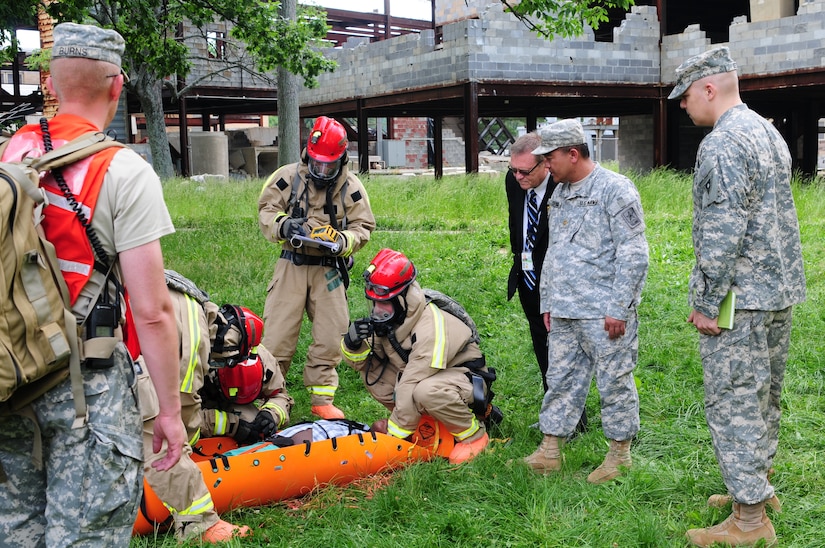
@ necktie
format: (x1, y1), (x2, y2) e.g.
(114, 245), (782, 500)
(524, 190), (538, 290)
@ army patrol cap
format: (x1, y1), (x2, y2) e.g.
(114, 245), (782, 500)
(668, 46), (737, 100)
(52, 22), (125, 70)
(532, 119), (586, 155)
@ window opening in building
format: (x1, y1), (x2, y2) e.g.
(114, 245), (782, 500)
(207, 31), (226, 59)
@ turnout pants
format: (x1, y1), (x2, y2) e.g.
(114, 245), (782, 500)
(262, 257), (349, 406)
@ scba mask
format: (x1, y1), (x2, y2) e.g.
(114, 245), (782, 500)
(369, 299), (395, 324)
(308, 157), (341, 186)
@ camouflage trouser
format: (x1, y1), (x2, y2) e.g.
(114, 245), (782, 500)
(700, 307), (793, 505)
(0, 344), (142, 547)
(539, 315), (640, 440)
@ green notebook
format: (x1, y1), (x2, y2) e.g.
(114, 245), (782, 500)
(717, 290), (736, 329)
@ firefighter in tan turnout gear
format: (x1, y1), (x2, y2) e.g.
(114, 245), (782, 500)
(258, 116), (375, 419)
(200, 304), (294, 442)
(341, 249), (495, 464)
(139, 271), (251, 542)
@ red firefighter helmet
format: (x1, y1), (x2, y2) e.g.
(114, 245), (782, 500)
(217, 354), (264, 404)
(307, 116), (347, 183)
(363, 248), (417, 302)
(212, 304), (264, 363)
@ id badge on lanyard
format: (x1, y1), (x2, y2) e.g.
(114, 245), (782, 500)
(521, 252), (534, 272)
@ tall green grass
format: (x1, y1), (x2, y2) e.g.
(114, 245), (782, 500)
(134, 170), (825, 547)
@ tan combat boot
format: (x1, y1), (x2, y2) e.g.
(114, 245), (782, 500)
(708, 493), (782, 513)
(707, 468), (781, 512)
(523, 435), (563, 473)
(587, 439), (631, 484)
(686, 501), (777, 547)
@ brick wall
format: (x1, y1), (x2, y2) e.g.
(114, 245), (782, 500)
(393, 118), (429, 168)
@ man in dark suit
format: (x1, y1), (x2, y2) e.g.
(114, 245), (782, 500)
(506, 132), (586, 432)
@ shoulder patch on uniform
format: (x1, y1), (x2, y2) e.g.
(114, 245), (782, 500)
(619, 204), (642, 229)
(275, 178), (288, 191)
(351, 190), (363, 202)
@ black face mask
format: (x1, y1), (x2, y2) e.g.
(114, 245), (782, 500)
(311, 175), (330, 189)
(373, 322), (391, 337)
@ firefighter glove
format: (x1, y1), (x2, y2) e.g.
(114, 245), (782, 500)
(344, 317), (373, 349)
(310, 225), (345, 253)
(234, 418), (260, 444)
(280, 217), (306, 240)
(251, 410), (278, 438)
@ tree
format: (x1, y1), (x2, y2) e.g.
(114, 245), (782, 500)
(276, 0), (300, 167)
(498, 0), (636, 39)
(2, 0), (335, 179)
(0, 3), (38, 64)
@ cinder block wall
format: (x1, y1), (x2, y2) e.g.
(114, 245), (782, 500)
(617, 115), (654, 172)
(182, 21), (269, 89)
(178, 0), (825, 171)
(435, 0), (490, 26)
(301, 3), (662, 108)
(661, 0), (824, 81)
(180, 1), (825, 108)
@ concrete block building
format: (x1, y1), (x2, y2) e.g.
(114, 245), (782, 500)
(298, 0), (824, 176)
(4, 0), (822, 177)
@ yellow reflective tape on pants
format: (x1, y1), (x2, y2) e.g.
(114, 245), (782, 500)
(387, 419), (414, 439)
(307, 385), (337, 397)
(175, 492), (215, 516)
(452, 416), (480, 441)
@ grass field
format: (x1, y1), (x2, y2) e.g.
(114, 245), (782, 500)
(133, 168), (825, 547)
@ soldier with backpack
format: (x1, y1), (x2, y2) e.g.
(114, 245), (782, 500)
(258, 116), (375, 420)
(341, 249), (496, 465)
(0, 23), (184, 546)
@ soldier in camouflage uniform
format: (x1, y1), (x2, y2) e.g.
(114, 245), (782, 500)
(522, 119), (649, 484)
(670, 46), (806, 547)
(0, 24), (184, 546)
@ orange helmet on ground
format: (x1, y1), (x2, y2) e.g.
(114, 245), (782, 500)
(306, 116), (347, 184)
(217, 354), (264, 404)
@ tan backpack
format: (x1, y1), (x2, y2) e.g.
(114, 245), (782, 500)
(0, 131), (124, 426)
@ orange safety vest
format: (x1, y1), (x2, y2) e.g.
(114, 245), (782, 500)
(2, 114), (141, 358)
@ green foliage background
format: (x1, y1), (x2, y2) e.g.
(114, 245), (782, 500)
(134, 169), (825, 547)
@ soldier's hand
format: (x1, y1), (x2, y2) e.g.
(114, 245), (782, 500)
(604, 316), (626, 339)
(344, 317), (373, 349)
(251, 410), (278, 439)
(280, 217), (306, 240)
